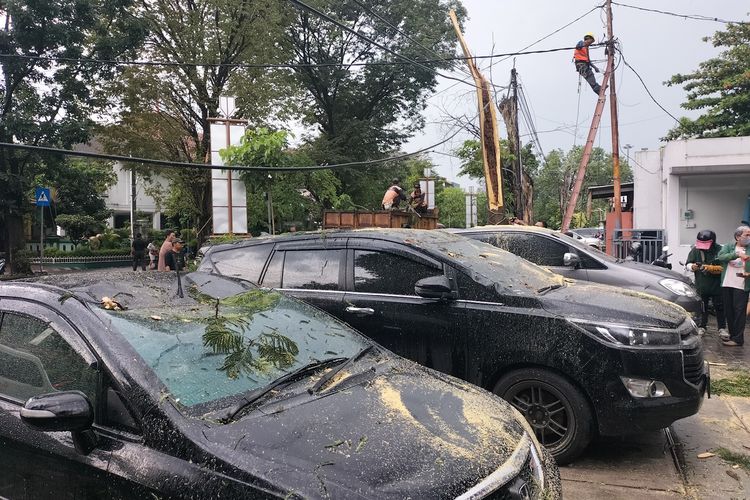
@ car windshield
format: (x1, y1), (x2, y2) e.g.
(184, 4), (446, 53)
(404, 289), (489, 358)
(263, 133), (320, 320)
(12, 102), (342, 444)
(97, 289), (368, 408)
(424, 233), (563, 293)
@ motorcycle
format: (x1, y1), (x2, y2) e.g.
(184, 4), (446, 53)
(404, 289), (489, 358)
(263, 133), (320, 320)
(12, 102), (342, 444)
(651, 246), (672, 270)
(627, 243), (672, 269)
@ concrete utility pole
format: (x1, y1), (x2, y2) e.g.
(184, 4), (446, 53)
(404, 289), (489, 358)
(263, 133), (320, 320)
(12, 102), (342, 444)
(449, 10), (505, 223)
(130, 168), (136, 239)
(510, 67), (524, 221)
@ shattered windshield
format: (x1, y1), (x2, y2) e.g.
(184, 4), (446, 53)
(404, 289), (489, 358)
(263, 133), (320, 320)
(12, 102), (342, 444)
(98, 288), (368, 408)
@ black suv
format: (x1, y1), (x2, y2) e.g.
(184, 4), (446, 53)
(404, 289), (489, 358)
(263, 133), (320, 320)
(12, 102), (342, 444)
(200, 229), (708, 464)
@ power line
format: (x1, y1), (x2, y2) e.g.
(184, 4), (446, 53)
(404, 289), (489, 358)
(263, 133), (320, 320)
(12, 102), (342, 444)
(348, 0), (472, 78)
(427, 6), (602, 103)
(611, 2), (747, 25)
(287, 0), (478, 88)
(0, 44), (602, 70)
(0, 129), (462, 173)
(619, 53), (681, 124)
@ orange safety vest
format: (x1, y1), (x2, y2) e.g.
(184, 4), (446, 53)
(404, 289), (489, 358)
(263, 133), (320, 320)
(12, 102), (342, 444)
(573, 43), (590, 63)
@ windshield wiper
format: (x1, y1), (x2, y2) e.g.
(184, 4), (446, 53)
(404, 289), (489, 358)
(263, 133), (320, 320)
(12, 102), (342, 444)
(223, 357), (346, 422)
(536, 283), (564, 295)
(308, 344), (374, 395)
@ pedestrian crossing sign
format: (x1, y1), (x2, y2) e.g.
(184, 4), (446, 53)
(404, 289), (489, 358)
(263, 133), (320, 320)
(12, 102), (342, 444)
(35, 187), (51, 207)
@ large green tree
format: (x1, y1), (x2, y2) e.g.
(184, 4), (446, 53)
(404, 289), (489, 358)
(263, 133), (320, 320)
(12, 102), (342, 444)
(0, 0), (145, 271)
(665, 21), (750, 139)
(103, 0), (290, 240)
(287, 0), (466, 209)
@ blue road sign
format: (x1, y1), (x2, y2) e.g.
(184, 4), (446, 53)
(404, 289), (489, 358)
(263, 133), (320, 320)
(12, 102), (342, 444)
(35, 187), (51, 207)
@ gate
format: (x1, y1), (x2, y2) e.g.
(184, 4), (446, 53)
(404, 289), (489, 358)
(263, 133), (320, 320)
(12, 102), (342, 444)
(611, 229), (665, 263)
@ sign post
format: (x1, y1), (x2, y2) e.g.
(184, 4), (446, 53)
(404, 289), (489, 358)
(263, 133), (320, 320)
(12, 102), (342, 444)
(35, 187), (51, 273)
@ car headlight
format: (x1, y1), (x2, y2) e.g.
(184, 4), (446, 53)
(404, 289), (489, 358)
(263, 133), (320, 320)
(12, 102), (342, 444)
(570, 319), (680, 347)
(660, 278), (697, 297)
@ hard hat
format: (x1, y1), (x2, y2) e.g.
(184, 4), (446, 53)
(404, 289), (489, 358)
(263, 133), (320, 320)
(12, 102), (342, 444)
(584, 32), (595, 41)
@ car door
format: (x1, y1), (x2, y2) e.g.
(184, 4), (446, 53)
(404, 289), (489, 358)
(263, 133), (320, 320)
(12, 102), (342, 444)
(0, 304), (112, 499)
(343, 240), (467, 379)
(259, 238), (347, 319)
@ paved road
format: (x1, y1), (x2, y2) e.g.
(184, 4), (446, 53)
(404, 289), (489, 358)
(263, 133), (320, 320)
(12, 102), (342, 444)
(562, 324), (750, 499)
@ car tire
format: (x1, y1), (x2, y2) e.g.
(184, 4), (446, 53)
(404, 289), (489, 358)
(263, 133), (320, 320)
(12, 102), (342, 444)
(493, 368), (594, 465)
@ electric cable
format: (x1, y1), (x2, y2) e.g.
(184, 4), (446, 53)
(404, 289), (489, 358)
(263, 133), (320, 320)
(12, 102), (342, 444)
(286, 0), (483, 88)
(348, 0), (472, 78)
(0, 44), (601, 70)
(610, 2), (747, 25)
(0, 128), (463, 172)
(619, 53), (680, 124)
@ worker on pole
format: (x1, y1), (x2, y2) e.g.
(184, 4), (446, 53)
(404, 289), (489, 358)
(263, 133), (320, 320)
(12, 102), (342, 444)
(573, 32), (601, 95)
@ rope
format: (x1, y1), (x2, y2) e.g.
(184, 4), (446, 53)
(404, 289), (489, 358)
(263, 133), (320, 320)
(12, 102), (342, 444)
(573, 75), (582, 148)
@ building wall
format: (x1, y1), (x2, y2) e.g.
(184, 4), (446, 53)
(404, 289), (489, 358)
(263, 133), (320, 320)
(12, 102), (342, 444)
(633, 137), (750, 275)
(104, 163), (170, 230)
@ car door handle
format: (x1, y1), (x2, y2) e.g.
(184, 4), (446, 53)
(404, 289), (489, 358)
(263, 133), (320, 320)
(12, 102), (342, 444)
(345, 306), (375, 316)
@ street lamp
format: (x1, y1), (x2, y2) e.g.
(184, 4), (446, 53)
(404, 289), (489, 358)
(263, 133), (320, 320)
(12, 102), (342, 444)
(623, 144), (633, 166)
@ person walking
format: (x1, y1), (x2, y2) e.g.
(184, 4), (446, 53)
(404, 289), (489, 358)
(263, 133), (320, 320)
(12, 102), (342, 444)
(131, 233), (148, 271)
(157, 230), (176, 272)
(686, 230), (726, 337)
(717, 225), (750, 346)
(573, 32), (601, 95)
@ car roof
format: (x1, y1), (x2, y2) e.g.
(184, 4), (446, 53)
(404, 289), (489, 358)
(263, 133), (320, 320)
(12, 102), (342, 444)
(446, 225), (564, 236)
(205, 228), (474, 252)
(6, 270), (254, 311)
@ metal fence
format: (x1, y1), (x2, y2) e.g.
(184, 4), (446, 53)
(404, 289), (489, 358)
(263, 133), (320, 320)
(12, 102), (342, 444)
(612, 229), (665, 263)
(29, 255), (131, 264)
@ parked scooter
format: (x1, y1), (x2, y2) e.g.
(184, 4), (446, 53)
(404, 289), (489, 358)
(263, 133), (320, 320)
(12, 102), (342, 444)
(651, 246), (672, 270)
(627, 243), (672, 269)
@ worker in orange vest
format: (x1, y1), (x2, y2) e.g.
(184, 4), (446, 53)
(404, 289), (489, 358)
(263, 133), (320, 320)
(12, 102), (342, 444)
(573, 32), (601, 95)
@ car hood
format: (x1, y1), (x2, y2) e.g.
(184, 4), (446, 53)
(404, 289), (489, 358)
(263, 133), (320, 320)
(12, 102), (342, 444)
(617, 260), (690, 282)
(201, 360), (529, 499)
(540, 280), (688, 329)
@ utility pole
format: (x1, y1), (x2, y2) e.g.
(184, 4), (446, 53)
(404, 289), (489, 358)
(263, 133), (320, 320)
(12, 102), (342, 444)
(606, 0), (623, 233)
(510, 67), (524, 221)
(130, 167), (137, 239)
(562, 0), (621, 232)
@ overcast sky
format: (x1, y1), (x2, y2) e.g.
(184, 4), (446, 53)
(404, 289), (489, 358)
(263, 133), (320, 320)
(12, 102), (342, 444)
(406, 0), (748, 188)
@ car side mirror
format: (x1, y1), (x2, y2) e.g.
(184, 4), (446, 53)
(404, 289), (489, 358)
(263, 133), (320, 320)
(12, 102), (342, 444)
(563, 252), (581, 268)
(21, 391), (97, 455)
(415, 275), (458, 300)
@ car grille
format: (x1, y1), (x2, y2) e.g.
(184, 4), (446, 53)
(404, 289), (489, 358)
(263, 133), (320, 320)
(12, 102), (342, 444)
(682, 343), (705, 386)
(485, 455), (536, 500)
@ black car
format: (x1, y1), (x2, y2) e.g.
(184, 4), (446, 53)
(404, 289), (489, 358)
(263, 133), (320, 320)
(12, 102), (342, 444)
(200, 229), (709, 464)
(449, 226), (702, 318)
(0, 270), (560, 499)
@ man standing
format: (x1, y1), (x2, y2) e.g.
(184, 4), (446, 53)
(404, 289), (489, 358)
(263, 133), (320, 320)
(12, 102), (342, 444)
(573, 32), (601, 95)
(131, 233), (148, 271)
(157, 230), (176, 271)
(686, 230), (726, 337)
(717, 225), (750, 346)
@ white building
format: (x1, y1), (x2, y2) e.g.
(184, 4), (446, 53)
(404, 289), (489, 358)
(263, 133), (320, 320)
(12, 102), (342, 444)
(633, 136), (750, 270)
(104, 163), (170, 232)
